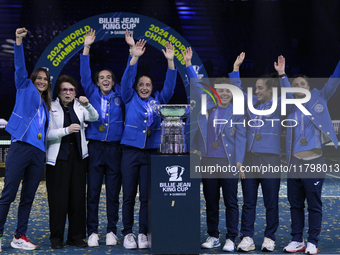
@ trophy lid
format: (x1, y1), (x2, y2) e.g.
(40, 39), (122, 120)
(153, 104), (192, 119)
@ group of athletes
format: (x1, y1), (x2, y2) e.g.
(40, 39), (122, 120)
(186, 45), (339, 254)
(0, 26), (339, 255)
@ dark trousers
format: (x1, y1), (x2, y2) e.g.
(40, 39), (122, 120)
(121, 146), (155, 236)
(46, 144), (87, 246)
(240, 152), (281, 240)
(201, 157), (239, 242)
(287, 156), (325, 247)
(87, 140), (122, 236)
(0, 142), (44, 236)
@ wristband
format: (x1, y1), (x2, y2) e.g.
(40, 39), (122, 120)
(84, 45), (90, 49)
(279, 73), (286, 78)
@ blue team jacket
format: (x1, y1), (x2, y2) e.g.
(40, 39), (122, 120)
(280, 62), (340, 165)
(187, 65), (246, 166)
(229, 71), (282, 155)
(120, 57), (177, 149)
(80, 54), (124, 142)
(6, 44), (49, 149)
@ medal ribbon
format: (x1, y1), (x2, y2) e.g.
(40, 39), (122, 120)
(37, 104), (45, 132)
(101, 94), (108, 124)
(144, 101), (153, 127)
(214, 107), (223, 142)
(294, 105), (305, 138)
(255, 98), (272, 133)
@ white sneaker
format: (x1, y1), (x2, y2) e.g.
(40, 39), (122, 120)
(261, 237), (275, 252)
(223, 239), (235, 252)
(138, 234), (149, 249)
(88, 233), (99, 247)
(201, 236), (221, 249)
(305, 242), (318, 254)
(283, 241), (306, 253)
(10, 235), (36, 250)
(123, 233), (137, 249)
(237, 236), (255, 252)
(106, 232), (118, 246)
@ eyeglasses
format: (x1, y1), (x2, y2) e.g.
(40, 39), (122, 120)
(61, 88), (75, 94)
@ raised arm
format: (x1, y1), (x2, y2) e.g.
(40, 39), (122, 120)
(183, 47), (193, 67)
(76, 96), (99, 122)
(121, 38), (146, 103)
(80, 29), (96, 96)
(229, 52), (245, 89)
(126, 28), (146, 66)
(182, 47), (209, 100)
(15, 27), (27, 46)
(233, 52), (245, 72)
(158, 42), (177, 103)
(162, 41), (175, 70)
(125, 29), (135, 57)
(319, 60), (340, 101)
(83, 28), (96, 56)
(14, 27), (29, 89)
(274, 55), (286, 77)
(275, 55), (293, 94)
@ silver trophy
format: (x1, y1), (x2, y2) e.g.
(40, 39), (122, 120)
(152, 101), (195, 155)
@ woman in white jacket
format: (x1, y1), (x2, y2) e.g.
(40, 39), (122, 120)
(45, 74), (98, 249)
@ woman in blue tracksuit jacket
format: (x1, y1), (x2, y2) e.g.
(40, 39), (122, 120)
(230, 54), (283, 252)
(0, 28), (51, 251)
(185, 48), (246, 252)
(120, 32), (177, 250)
(277, 56), (340, 255)
(79, 29), (124, 247)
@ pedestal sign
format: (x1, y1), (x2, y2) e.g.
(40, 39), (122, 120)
(149, 155), (200, 254)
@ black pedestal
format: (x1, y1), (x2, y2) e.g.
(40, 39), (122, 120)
(149, 155), (200, 254)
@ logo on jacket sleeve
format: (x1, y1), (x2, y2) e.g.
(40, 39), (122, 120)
(166, 165), (185, 181)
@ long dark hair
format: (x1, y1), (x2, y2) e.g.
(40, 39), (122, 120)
(30, 67), (52, 111)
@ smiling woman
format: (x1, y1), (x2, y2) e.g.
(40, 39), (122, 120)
(0, 27), (52, 252)
(79, 28), (125, 247)
(228, 54), (283, 252)
(119, 30), (177, 250)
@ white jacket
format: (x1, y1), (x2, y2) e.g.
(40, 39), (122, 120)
(46, 98), (99, 166)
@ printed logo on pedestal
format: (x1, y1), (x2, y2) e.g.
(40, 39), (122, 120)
(166, 165), (185, 181)
(159, 165), (191, 197)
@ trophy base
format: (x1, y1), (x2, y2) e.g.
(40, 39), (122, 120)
(158, 142), (188, 155)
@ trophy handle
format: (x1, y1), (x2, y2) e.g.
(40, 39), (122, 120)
(190, 100), (196, 112)
(165, 166), (171, 176)
(150, 100), (158, 113)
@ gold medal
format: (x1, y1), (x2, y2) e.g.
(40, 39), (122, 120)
(255, 134), (262, 141)
(147, 129), (152, 137)
(37, 132), (42, 140)
(99, 125), (105, 132)
(213, 141), (219, 149)
(300, 138), (307, 145)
